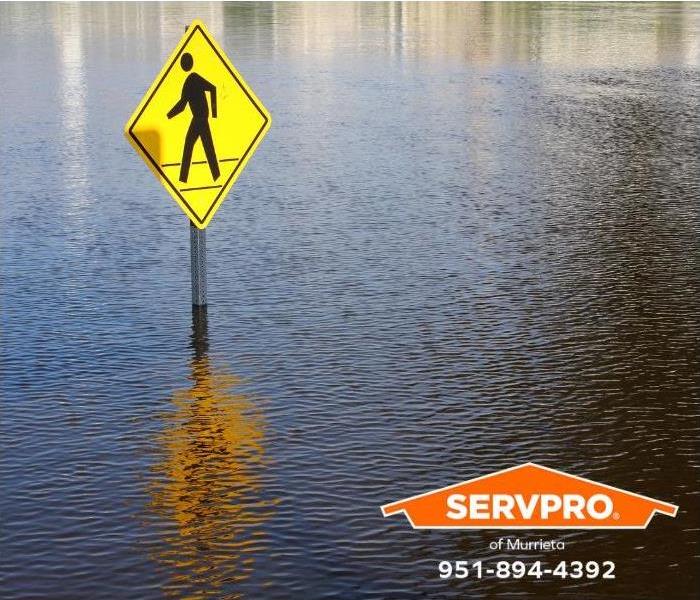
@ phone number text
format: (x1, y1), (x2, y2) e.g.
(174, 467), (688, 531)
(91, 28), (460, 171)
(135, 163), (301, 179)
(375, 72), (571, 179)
(438, 560), (615, 580)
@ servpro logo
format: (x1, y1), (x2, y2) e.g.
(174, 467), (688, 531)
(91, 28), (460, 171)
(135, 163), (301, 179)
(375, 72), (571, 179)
(381, 463), (677, 529)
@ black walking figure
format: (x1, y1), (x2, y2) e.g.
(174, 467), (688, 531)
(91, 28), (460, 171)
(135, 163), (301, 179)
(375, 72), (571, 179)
(167, 52), (220, 183)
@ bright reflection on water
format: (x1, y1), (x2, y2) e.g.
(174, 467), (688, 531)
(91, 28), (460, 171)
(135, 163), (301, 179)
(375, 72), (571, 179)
(1, 2), (699, 599)
(55, 5), (91, 219)
(147, 309), (274, 598)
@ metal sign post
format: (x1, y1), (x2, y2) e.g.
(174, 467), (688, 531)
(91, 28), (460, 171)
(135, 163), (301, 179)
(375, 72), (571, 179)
(190, 220), (207, 306)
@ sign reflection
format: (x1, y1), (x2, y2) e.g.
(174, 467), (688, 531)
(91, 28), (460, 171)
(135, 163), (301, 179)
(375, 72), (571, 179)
(148, 308), (274, 598)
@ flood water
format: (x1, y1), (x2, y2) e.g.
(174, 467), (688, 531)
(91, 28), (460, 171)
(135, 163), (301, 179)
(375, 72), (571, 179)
(1, 2), (699, 599)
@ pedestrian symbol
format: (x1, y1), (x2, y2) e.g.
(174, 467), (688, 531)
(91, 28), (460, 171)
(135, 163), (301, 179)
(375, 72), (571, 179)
(168, 52), (220, 184)
(124, 20), (271, 229)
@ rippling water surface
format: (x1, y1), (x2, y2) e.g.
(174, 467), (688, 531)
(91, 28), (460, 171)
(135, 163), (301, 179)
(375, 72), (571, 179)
(2, 2), (699, 599)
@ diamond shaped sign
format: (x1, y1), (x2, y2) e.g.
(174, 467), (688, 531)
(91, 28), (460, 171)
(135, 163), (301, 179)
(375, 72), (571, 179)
(124, 20), (271, 228)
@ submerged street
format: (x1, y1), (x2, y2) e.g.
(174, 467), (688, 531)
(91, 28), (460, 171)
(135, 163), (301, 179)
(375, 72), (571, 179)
(2, 3), (699, 599)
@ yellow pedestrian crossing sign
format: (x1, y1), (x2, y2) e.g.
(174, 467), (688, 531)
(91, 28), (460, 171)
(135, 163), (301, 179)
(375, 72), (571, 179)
(124, 20), (271, 229)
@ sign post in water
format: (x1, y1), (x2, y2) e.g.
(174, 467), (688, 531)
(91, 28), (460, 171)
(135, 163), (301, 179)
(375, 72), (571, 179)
(124, 20), (271, 305)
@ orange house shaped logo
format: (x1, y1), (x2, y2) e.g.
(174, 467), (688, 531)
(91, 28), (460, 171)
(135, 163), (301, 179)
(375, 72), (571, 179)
(381, 463), (677, 529)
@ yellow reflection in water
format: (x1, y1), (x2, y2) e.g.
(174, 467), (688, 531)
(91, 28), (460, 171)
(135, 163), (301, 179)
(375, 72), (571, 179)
(148, 309), (274, 599)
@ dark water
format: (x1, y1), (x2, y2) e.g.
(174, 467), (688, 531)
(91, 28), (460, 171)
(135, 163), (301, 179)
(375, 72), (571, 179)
(2, 2), (699, 599)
